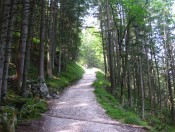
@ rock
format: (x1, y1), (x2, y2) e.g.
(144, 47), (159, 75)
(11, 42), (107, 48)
(25, 84), (32, 97)
(39, 83), (50, 97)
(51, 93), (59, 99)
(24, 81), (51, 98)
(46, 94), (52, 99)
(31, 83), (40, 97)
(0, 106), (17, 132)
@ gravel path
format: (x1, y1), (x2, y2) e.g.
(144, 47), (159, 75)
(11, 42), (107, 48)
(16, 69), (145, 132)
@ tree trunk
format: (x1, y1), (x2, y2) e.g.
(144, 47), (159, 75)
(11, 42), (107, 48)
(1, 0), (16, 101)
(47, 0), (53, 78)
(139, 55), (145, 119)
(167, 71), (175, 121)
(39, 0), (46, 82)
(22, 0), (35, 96)
(16, 0), (29, 94)
(100, 4), (107, 77)
(106, 0), (115, 94)
(0, 0), (11, 101)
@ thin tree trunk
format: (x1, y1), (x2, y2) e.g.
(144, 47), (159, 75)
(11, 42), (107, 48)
(52, 0), (59, 70)
(139, 55), (145, 119)
(47, 0), (53, 78)
(167, 71), (175, 121)
(106, 0), (115, 94)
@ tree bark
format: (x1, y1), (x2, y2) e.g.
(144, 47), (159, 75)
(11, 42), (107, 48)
(47, 0), (53, 78)
(39, 0), (46, 82)
(106, 0), (115, 94)
(22, 0), (35, 96)
(99, 4), (107, 77)
(0, 0), (11, 101)
(16, 0), (29, 94)
(1, 0), (16, 101)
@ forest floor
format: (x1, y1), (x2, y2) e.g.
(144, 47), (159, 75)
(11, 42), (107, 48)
(16, 69), (145, 132)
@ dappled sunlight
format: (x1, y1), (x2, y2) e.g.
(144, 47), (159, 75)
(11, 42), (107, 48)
(55, 99), (91, 110)
(53, 76), (60, 80)
(74, 82), (92, 88)
(73, 103), (88, 107)
(84, 68), (99, 74)
(57, 101), (67, 105)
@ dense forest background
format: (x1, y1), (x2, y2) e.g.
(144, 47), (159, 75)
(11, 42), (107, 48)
(0, 0), (91, 100)
(96, 0), (175, 130)
(0, 0), (175, 131)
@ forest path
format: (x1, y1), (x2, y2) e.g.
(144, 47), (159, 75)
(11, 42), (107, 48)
(16, 69), (145, 132)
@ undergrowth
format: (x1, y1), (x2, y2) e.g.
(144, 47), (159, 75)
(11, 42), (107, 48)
(4, 94), (48, 123)
(93, 71), (175, 132)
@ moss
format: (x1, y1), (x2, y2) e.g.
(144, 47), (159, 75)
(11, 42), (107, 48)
(0, 106), (17, 132)
(19, 98), (48, 120)
(3, 95), (48, 123)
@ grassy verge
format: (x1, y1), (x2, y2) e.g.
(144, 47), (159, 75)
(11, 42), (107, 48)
(93, 71), (175, 131)
(46, 62), (85, 93)
(93, 71), (148, 126)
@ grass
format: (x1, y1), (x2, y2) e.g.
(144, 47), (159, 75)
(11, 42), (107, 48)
(46, 62), (85, 93)
(93, 71), (148, 127)
(93, 71), (175, 131)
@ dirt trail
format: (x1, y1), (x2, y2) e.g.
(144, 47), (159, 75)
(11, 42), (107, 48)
(16, 69), (145, 132)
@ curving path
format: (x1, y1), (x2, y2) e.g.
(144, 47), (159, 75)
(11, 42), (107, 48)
(16, 69), (145, 132)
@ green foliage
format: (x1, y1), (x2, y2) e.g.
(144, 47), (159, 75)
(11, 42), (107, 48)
(46, 62), (84, 92)
(93, 71), (148, 127)
(0, 106), (16, 120)
(3, 94), (48, 123)
(19, 98), (48, 120)
(6, 94), (27, 108)
(93, 72), (111, 90)
(13, 32), (40, 44)
(124, 116), (147, 126)
(0, 106), (17, 132)
(32, 38), (40, 44)
(78, 27), (104, 69)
